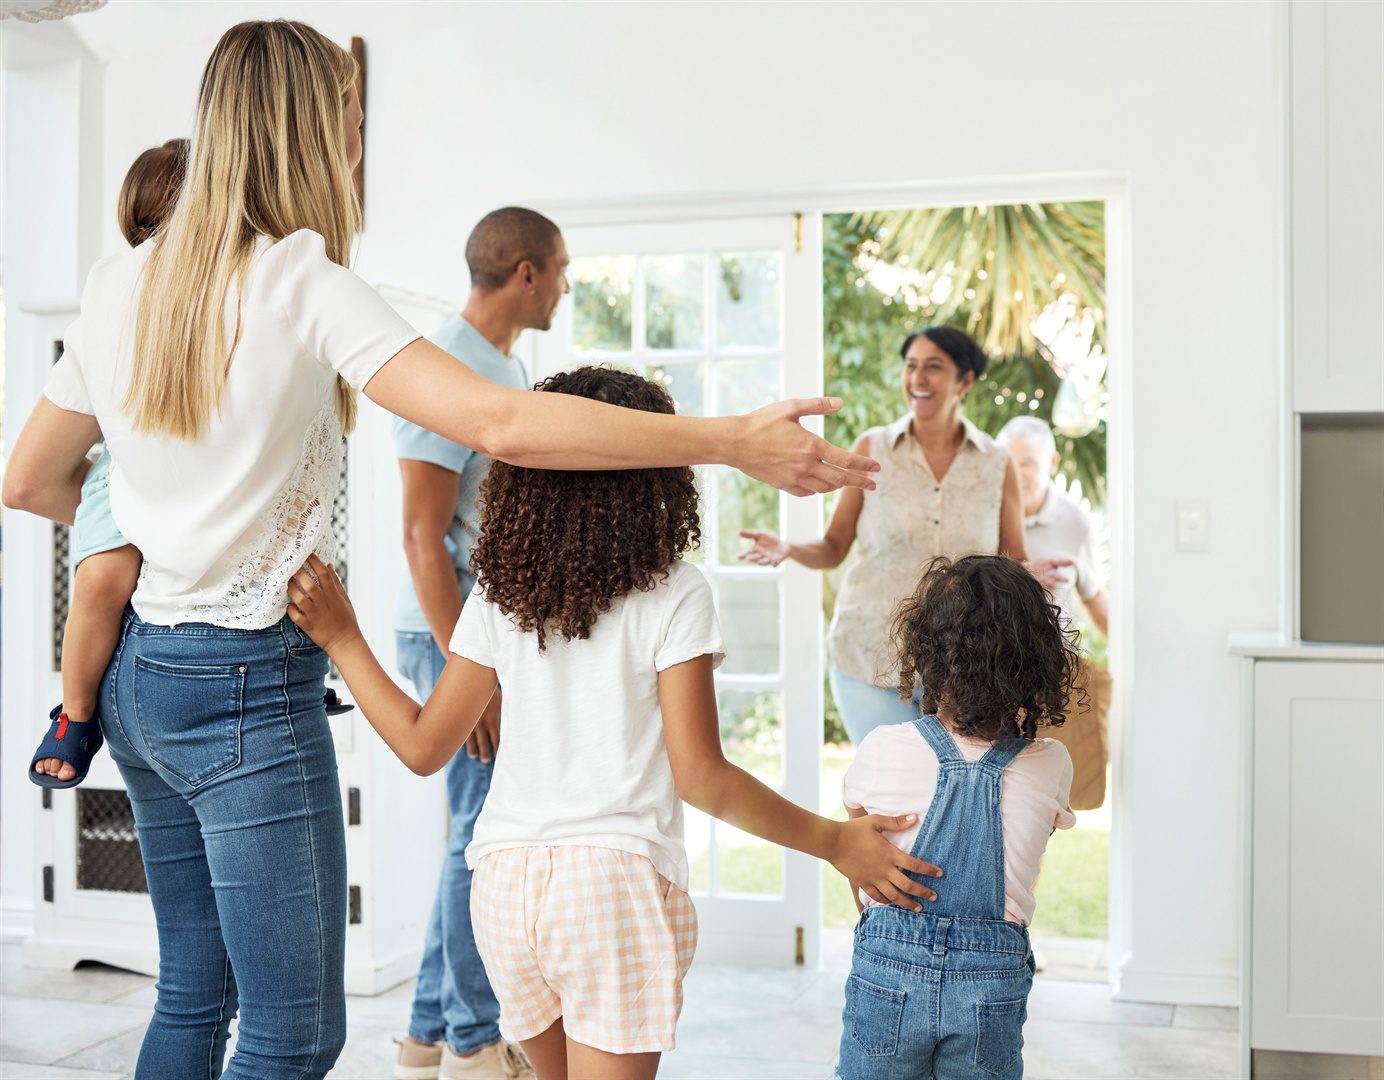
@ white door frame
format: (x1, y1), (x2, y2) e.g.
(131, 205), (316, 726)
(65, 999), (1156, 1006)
(527, 214), (825, 967)
(539, 173), (1134, 982)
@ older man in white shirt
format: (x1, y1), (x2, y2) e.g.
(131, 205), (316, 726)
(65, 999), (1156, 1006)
(999, 416), (1112, 811)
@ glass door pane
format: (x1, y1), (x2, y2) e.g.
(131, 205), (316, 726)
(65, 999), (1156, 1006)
(531, 214), (822, 966)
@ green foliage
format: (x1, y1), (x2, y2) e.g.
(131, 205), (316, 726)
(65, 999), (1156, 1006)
(570, 256), (633, 352)
(856, 202), (1106, 359)
(719, 690), (782, 751)
(1028, 826), (1110, 939)
(717, 469), (778, 564)
(823, 675), (848, 745)
(823, 211), (1107, 507)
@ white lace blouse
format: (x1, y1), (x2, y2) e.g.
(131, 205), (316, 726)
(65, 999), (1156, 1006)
(44, 230), (420, 629)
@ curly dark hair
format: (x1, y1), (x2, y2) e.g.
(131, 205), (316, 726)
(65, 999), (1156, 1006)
(893, 555), (1082, 742)
(471, 366), (702, 650)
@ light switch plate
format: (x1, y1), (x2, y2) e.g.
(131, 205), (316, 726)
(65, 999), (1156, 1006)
(1176, 500), (1211, 553)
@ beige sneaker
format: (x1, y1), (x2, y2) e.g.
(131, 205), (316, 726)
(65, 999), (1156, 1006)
(440, 1040), (535, 1080)
(394, 1036), (444, 1080)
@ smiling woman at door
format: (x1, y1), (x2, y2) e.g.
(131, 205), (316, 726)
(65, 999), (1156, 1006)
(740, 326), (1034, 744)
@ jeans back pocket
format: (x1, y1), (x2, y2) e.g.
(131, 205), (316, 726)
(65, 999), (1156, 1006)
(845, 973), (907, 1058)
(133, 656), (246, 788)
(975, 997), (1027, 1075)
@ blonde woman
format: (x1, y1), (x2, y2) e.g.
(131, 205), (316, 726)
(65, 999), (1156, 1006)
(2, 21), (875, 1080)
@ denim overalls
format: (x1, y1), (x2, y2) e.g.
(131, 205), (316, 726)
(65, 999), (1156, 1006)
(837, 717), (1035, 1080)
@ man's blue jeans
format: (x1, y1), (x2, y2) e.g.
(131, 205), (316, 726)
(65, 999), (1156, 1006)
(396, 631), (501, 1055)
(102, 611), (347, 1079)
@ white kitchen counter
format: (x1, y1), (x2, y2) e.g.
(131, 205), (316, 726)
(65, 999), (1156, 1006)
(1227, 633), (1384, 662)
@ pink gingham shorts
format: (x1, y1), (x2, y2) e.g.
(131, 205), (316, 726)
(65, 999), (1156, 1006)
(471, 845), (698, 1054)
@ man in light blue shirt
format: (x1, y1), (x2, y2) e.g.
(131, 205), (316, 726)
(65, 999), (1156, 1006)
(393, 208), (568, 1080)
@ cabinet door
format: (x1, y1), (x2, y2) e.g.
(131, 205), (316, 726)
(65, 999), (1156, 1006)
(1290, 0), (1384, 413)
(1252, 661), (1384, 1055)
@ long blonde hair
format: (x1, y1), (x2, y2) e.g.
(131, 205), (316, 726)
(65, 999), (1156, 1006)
(127, 20), (359, 439)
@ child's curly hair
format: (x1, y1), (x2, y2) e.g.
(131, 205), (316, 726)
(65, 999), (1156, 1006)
(893, 555), (1082, 742)
(471, 366), (701, 650)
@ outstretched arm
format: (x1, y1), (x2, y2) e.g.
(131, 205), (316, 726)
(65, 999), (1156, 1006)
(737, 436), (869, 568)
(287, 555), (495, 775)
(660, 653), (942, 910)
(364, 338), (879, 497)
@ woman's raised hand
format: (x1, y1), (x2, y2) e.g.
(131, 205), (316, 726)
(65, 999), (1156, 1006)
(738, 530), (791, 567)
(826, 813), (942, 912)
(731, 398), (878, 497)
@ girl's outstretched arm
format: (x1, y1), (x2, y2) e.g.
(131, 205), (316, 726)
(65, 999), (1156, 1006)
(287, 555), (496, 775)
(661, 653), (943, 910)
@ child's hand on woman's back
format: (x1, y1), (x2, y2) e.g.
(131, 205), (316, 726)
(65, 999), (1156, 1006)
(827, 813), (942, 912)
(287, 554), (362, 656)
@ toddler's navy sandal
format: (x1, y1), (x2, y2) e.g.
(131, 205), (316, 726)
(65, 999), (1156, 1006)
(323, 689), (355, 716)
(29, 704), (104, 789)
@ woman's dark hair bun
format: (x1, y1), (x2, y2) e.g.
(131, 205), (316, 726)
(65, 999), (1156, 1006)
(900, 325), (988, 380)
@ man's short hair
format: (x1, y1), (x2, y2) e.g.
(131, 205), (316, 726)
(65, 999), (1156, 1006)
(466, 207), (561, 291)
(996, 415), (1058, 461)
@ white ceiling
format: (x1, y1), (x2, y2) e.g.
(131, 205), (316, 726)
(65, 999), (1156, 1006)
(65, 0), (447, 62)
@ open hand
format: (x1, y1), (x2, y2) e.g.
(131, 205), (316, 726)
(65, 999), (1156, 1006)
(827, 813), (942, 912)
(732, 398), (879, 497)
(737, 530), (790, 567)
(287, 554), (361, 656)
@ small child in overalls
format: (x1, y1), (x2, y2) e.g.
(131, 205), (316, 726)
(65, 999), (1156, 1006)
(838, 554), (1081, 1079)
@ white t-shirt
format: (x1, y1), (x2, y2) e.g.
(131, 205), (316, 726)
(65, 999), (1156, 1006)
(44, 230), (420, 628)
(842, 722), (1076, 925)
(1024, 485), (1104, 632)
(451, 560), (725, 890)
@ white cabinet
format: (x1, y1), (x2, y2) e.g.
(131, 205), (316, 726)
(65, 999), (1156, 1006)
(1289, 0), (1384, 414)
(1249, 659), (1384, 1058)
(19, 397), (447, 995)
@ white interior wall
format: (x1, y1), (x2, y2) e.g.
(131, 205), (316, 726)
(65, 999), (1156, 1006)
(3, 0), (1284, 1004)
(1, 19), (107, 940)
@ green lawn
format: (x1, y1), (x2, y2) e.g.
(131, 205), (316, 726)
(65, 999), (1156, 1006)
(690, 743), (1109, 939)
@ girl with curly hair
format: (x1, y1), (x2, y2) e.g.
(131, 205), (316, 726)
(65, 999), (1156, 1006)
(286, 366), (943, 1080)
(836, 555), (1080, 1080)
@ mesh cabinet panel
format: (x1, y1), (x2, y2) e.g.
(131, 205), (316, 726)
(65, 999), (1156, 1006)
(52, 523), (71, 672)
(329, 448), (350, 680)
(76, 788), (148, 894)
(331, 449), (350, 591)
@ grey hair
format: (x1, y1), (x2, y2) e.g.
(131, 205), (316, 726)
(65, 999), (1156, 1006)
(996, 415), (1057, 461)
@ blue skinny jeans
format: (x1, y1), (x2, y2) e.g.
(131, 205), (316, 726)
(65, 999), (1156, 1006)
(101, 610), (347, 1079)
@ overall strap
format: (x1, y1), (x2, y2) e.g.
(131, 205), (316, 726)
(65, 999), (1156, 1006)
(979, 735), (1028, 771)
(912, 716), (963, 763)
(905, 715), (1011, 921)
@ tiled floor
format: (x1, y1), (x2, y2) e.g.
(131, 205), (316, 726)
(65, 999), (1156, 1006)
(0, 940), (1238, 1079)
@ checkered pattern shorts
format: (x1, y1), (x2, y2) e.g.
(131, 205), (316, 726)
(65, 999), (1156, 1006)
(471, 845), (698, 1054)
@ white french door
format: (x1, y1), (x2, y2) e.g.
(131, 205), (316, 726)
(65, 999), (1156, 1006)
(529, 213), (824, 966)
